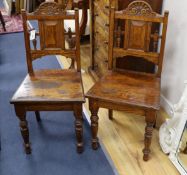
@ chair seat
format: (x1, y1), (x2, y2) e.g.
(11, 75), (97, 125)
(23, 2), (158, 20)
(86, 70), (161, 110)
(11, 69), (85, 104)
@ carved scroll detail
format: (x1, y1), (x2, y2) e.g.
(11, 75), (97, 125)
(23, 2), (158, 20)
(33, 2), (65, 15)
(123, 1), (156, 16)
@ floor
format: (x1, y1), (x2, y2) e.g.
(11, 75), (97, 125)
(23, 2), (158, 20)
(59, 44), (180, 175)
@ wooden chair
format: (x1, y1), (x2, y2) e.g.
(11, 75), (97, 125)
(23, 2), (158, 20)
(10, 2), (85, 154)
(86, 1), (169, 161)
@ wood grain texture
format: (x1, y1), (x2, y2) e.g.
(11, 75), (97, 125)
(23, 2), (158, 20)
(11, 70), (85, 103)
(86, 70), (160, 110)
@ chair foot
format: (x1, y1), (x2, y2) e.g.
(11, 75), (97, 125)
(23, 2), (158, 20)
(183, 142), (187, 154)
(35, 111), (41, 122)
(25, 143), (31, 154)
(143, 149), (150, 161)
(77, 143), (84, 153)
(92, 140), (99, 150)
(108, 109), (113, 120)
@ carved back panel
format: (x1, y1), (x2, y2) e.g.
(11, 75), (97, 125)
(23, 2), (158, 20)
(108, 1), (169, 77)
(123, 1), (155, 51)
(38, 20), (65, 50)
(22, 2), (80, 74)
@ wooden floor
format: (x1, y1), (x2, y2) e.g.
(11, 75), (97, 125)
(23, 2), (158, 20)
(58, 44), (180, 175)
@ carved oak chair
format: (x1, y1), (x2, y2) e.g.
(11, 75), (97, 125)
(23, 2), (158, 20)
(86, 1), (169, 161)
(10, 2), (85, 154)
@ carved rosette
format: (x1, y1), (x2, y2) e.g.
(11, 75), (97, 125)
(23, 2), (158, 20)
(33, 2), (65, 15)
(123, 1), (156, 16)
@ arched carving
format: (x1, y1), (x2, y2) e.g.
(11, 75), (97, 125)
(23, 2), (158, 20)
(33, 2), (65, 15)
(123, 1), (156, 16)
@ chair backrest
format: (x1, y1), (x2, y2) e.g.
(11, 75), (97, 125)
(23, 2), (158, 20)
(22, 1), (81, 74)
(108, 0), (169, 77)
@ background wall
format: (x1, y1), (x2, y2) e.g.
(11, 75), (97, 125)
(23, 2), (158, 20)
(161, 0), (187, 116)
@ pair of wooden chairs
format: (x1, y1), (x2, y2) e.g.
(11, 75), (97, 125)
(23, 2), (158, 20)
(10, 1), (168, 161)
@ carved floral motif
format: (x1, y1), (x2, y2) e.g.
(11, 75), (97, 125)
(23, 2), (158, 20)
(124, 1), (156, 16)
(33, 2), (65, 15)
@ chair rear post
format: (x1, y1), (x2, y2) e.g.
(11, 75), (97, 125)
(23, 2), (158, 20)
(22, 10), (34, 74)
(108, 7), (115, 70)
(157, 11), (169, 77)
(75, 8), (81, 72)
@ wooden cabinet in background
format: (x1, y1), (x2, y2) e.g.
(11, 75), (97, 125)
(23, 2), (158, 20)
(89, 0), (163, 78)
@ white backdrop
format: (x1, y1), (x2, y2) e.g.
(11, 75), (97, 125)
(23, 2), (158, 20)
(161, 0), (187, 116)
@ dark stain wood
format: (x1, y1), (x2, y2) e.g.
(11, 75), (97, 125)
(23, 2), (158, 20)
(86, 1), (169, 161)
(86, 70), (161, 109)
(10, 2), (85, 154)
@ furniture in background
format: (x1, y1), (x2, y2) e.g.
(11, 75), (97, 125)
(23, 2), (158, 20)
(86, 1), (168, 161)
(62, 0), (90, 68)
(10, 2), (85, 154)
(89, 0), (163, 79)
(58, 0), (90, 37)
(0, 10), (6, 31)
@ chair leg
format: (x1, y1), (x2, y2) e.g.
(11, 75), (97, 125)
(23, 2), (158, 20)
(35, 111), (41, 122)
(183, 142), (187, 154)
(74, 104), (83, 153)
(89, 100), (99, 150)
(15, 106), (31, 154)
(143, 110), (156, 161)
(108, 109), (113, 120)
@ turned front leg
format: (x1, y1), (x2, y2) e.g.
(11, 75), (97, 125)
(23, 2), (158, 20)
(15, 106), (31, 154)
(143, 110), (156, 161)
(89, 100), (99, 150)
(74, 104), (83, 153)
